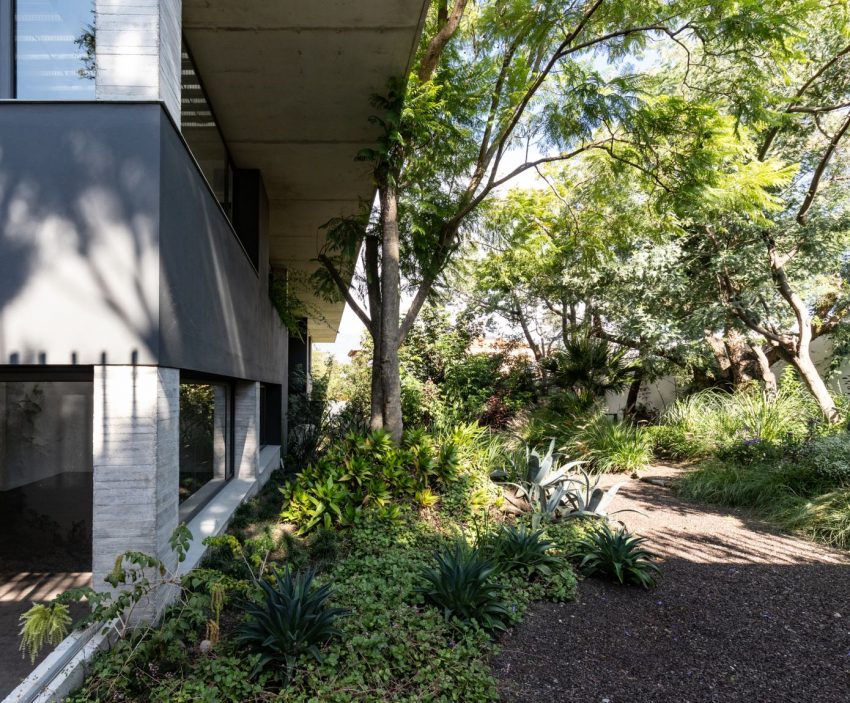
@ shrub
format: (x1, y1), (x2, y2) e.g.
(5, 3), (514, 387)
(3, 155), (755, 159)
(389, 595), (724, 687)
(417, 541), (511, 632)
(235, 567), (346, 678)
(280, 428), (461, 533)
(572, 415), (652, 473)
(485, 524), (564, 579)
(572, 523), (661, 588)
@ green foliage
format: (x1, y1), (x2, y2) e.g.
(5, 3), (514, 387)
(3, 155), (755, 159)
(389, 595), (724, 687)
(484, 525), (564, 579)
(18, 602), (72, 664)
(543, 336), (636, 400)
(572, 416), (652, 473)
(235, 567), (347, 679)
(656, 372), (829, 460)
(679, 429), (850, 549)
(280, 428), (463, 533)
(572, 523), (661, 589)
(417, 541), (511, 633)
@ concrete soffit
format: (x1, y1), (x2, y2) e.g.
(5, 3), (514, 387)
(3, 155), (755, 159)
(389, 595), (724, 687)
(182, 1), (431, 342)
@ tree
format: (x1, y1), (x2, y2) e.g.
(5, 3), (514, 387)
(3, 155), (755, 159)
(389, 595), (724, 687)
(630, 4), (850, 421)
(315, 0), (826, 441)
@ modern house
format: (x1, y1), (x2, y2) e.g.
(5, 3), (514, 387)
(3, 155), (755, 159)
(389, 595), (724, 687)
(0, 0), (427, 698)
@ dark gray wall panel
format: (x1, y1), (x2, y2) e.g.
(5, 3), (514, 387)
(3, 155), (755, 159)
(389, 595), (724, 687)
(158, 111), (288, 384)
(0, 103), (162, 365)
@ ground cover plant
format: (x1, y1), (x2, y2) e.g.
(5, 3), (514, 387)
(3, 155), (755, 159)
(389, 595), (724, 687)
(27, 425), (600, 703)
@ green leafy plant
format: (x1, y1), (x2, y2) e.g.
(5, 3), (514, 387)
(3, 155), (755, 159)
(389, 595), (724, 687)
(572, 416), (652, 473)
(560, 470), (640, 520)
(235, 567), (347, 679)
(485, 525), (564, 579)
(18, 602), (72, 663)
(417, 541), (511, 632)
(572, 523), (661, 588)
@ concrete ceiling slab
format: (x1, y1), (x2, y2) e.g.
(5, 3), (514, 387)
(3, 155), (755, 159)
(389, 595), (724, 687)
(183, 0), (428, 343)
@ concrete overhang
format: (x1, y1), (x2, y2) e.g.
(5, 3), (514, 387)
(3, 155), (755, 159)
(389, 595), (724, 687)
(182, 1), (429, 342)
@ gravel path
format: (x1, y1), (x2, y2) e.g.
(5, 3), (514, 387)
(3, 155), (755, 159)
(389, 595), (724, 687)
(492, 467), (850, 703)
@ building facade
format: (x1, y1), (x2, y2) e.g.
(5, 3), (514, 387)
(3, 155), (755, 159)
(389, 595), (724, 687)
(0, 1), (426, 697)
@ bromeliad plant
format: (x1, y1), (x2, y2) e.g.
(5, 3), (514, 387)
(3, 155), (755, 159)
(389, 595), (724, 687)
(235, 567), (347, 679)
(417, 541), (511, 633)
(572, 523), (661, 589)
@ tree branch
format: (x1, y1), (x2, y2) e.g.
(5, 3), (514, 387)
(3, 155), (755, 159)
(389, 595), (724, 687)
(317, 254), (374, 334)
(417, 0), (468, 82)
(796, 111), (850, 224)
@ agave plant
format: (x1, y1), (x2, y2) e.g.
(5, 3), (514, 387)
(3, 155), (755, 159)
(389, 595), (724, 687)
(491, 440), (585, 527)
(417, 541), (511, 633)
(572, 523), (661, 588)
(560, 469), (639, 520)
(235, 567), (347, 678)
(485, 524), (564, 579)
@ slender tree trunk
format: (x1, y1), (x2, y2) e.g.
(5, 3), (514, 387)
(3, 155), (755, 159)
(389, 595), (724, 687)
(364, 236), (384, 430)
(624, 370), (642, 418)
(378, 183), (404, 442)
(751, 344), (778, 399)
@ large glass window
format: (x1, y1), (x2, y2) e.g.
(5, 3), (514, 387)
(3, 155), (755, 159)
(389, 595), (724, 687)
(179, 379), (232, 520)
(181, 41), (233, 217)
(0, 374), (93, 573)
(15, 0), (95, 99)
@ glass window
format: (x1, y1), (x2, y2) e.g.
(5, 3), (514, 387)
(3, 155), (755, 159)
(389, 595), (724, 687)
(181, 42), (233, 217)
(0, 377), (93, 573)
(179, 380), (231, 520)
(15, 0), (96, 99)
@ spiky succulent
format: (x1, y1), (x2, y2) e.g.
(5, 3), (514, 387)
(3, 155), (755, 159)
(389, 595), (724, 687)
(572, 523), (661, 588)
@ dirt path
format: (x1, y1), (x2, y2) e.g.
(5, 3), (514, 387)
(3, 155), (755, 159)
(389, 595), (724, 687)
(492, 467), (850, 702)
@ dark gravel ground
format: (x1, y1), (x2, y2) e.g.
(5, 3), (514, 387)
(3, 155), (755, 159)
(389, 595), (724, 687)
(492, 468), (850, 703)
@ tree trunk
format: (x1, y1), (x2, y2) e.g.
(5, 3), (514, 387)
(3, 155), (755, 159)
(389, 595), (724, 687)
(789, 350), (839, 423)
(364, 236), (384, 430)
(378, 183), (404, 442)
(751, 344), (778, 399)
(624, 370), (642, 418)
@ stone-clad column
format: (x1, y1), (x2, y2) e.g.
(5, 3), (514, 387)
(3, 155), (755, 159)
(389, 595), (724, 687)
(233, 382), (260, 480)
(91, 365), (179, 592)
(95, 0), (182, 125)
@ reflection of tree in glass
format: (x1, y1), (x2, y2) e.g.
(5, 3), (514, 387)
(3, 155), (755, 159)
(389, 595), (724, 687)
(74, 5), (96, 80)
(179, 384), (215, 500)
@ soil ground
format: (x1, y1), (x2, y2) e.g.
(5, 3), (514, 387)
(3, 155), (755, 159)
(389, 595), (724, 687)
(492, 467), (850, 702)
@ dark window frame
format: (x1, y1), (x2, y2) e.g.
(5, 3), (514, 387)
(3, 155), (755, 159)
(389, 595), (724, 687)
(1, 0), (15, 98)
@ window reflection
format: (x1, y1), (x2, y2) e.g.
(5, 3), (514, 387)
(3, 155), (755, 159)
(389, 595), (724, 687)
(15, 0), (95, 99)
(179, 380), (232, 521)
(181, 43), (233, 217)
(0, 379), (93, 572)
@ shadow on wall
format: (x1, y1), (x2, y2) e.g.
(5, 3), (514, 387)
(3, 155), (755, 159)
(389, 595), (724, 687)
(0, 107), (161, 366)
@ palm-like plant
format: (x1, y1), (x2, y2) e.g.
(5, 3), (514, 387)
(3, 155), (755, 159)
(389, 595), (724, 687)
(572, 523), (661, 588)
(544, 335), (636, 398)
(417, 541), (511, 632)
(235, 567), (347, 678)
